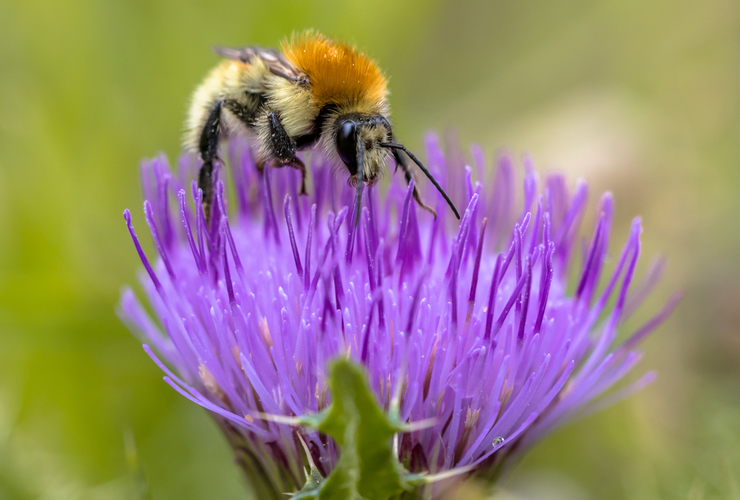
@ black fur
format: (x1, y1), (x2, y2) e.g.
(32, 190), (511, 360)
(293, 104), (337, 150)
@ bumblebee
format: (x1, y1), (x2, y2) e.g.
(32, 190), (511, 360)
(185, 30), (460, 223)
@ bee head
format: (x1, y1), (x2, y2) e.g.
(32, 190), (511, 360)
(334, 114), (392, 186)
(328, 112), (460, 226)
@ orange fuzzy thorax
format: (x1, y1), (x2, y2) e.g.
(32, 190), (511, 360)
(282, 31), (388, 108)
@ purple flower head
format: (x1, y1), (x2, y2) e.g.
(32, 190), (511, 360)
(120, 135), (679, 498)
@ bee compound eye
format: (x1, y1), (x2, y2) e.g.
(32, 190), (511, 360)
(336, 120), (358, 172)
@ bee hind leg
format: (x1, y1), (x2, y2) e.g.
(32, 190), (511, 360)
(198, 100), (224, 224)
(198, 160), (216, 222)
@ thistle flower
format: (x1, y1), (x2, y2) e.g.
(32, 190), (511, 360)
(120, 135), (679, 499)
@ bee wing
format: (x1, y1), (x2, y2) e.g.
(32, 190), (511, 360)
(213, 45), (305, 82)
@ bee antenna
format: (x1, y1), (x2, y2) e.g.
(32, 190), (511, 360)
(354, 132), (365, 228)
(380, 142), (460, 220)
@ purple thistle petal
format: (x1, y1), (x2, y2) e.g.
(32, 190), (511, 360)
(124, 209), (162, 293)
(121, 137), (677, 495)
(263, 165), (281, 244)
(284, 195), (304, 279)
(177, 189), (204, 275)
(220, 221), (236, 305)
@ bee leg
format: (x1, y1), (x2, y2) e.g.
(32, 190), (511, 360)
(265, 111), (308, 195)
(198, 161), (215, 223)
(256, 159), (266, 174)
(393, 148), (437, 218)
(284, 158), (307, 195)
(198, 100), (224, 223)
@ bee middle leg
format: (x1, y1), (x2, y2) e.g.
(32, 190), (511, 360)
(393, 148), (437, 218)
(263, 111), (307, 195)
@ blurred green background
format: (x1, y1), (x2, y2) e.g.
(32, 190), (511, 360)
(1, 0), (739, 498)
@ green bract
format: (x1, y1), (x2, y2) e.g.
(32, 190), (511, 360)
(294, 360), (426, 500)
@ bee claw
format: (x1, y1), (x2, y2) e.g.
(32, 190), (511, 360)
(413, 189), (437, 219)
(284, 157), (308, 196)
(419, 201), (437, 219)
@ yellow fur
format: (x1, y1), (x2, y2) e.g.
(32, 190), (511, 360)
(184, 59), (273, 152)
(184, 62), (227, 153)
(265, 77), (315, 137)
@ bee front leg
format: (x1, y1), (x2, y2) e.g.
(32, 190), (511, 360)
(262, 111), (308, 195)
(198, 100), (224, 224)
(392, 147), (437, 218)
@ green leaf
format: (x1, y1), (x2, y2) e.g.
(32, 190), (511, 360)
(292, 359), (410, 500)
